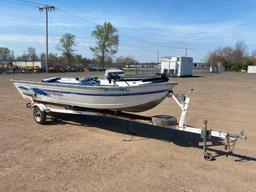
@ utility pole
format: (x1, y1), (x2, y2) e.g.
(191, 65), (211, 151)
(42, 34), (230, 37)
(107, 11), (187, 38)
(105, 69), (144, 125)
(183, 48), (192, 57)
(157, 51), (160, 64)
(39, 5), (55, 73)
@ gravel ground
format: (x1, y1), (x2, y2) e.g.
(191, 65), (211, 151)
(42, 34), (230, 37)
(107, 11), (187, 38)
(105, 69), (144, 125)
(0, 72), (255, 192)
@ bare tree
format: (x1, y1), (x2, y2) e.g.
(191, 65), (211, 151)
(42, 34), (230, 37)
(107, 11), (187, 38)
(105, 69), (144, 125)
(251, 50), (256, 59)
(27, 47), (37, 61)
(40, 53), (46, 61)
(207, 41), (249, 71)
(233, 41), (248, 65)
(116, 56), (137, 67)
(0, 47), (14, 61)
(27, 47), (38, 70)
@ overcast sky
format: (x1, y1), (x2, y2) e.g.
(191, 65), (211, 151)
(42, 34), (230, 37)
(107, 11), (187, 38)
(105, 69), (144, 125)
(1, 0), (256, 62)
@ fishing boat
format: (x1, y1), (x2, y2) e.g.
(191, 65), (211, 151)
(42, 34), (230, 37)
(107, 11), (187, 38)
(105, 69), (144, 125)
(11, 74), (247, 160)
(12, 74), (177, 112)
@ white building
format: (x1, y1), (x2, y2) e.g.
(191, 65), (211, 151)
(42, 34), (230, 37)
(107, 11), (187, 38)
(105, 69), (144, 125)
(247, 65), (256, 74)
(12, 61), (46, 69)
(161, 56), (193, 77)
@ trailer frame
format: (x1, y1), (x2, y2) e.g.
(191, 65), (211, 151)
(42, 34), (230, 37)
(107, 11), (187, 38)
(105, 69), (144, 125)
(26, 90), (246, 160)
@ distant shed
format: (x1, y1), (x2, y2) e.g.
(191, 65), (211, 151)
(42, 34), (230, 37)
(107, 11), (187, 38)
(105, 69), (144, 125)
(247, 65), (256, 74)
(209, 63), (225, 73)
(161, 56), (193, 77)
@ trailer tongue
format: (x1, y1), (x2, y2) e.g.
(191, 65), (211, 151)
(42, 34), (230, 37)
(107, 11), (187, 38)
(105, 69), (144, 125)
(27, 89), (246, 161)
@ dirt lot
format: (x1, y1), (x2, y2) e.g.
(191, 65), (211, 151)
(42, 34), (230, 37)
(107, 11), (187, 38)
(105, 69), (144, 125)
(0, 72), (256, 192)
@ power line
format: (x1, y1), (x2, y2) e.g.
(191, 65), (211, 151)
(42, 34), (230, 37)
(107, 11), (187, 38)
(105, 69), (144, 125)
(51, 15), (88, 34)
(0, 12), (32, 20)
(54, 9), (193, 54)
(0, 0), (39, 7)
(55, 7), (187, 52)
(57, 8), (97, 25)
(119, 32), (192, 54)
(2, 0), (194, 55)
(0, 0), (199, 59)
(15, 0), (45, 6)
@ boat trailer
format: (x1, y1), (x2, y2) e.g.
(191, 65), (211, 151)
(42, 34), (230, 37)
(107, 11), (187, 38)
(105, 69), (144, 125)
(26, 90), (246, 160)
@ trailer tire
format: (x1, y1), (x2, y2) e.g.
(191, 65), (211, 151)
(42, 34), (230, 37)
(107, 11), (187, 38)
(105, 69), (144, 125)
(33, 106), (46, 125)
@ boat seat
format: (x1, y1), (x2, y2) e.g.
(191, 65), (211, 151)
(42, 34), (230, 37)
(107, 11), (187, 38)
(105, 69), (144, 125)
(41, 77), (61, 83)
(80, 76), (100, 85)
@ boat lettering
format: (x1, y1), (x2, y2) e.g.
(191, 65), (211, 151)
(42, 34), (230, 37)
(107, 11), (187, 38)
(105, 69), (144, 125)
(104, 87), (130, 92)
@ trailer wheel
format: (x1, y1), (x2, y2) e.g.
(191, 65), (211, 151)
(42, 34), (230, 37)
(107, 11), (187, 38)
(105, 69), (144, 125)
(33, 106), (46, 125)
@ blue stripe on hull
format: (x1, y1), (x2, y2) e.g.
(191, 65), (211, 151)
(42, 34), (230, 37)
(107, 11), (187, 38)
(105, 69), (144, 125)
(42, 89), (168, 97)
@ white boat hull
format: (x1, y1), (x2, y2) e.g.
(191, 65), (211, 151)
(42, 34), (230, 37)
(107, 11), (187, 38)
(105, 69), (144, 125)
(12, 80), (177, 112)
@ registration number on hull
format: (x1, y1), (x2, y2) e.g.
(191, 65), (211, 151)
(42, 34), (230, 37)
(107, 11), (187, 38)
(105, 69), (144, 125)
(104, 87), (130, 92)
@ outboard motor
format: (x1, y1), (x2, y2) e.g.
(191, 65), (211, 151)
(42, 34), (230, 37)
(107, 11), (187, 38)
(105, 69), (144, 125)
(160, 73), (169, 82)
(142, 73), (169, 83)
(107, 72), (122, 84)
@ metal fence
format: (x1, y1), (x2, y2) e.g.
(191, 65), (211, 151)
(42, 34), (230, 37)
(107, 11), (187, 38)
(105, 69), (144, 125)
(124, 63), (160, 77)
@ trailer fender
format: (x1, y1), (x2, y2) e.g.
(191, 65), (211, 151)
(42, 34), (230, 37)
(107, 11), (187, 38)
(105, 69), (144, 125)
(31, 103), (48, 112)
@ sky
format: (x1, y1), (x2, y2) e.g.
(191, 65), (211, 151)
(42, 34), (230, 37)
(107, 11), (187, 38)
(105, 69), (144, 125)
(1, 0), (256, 62)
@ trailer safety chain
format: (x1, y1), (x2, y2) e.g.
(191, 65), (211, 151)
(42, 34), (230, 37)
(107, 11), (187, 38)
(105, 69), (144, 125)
(225, 134), (237, 157)
(26, 102), (32, 109)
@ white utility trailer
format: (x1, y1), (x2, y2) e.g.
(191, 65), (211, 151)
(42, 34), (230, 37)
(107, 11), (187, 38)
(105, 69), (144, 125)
(161, 57), (193, 77)
(27, 90), (246, 160)
(247, 65), (256, 74)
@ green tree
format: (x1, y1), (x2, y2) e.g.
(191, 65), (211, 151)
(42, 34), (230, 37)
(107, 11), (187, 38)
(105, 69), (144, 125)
(57, 33), (77, 66)
(90, 22), (119, 70)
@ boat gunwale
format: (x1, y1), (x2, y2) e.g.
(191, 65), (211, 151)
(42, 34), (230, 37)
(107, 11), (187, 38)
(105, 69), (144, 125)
(11, 79), (178, 90)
